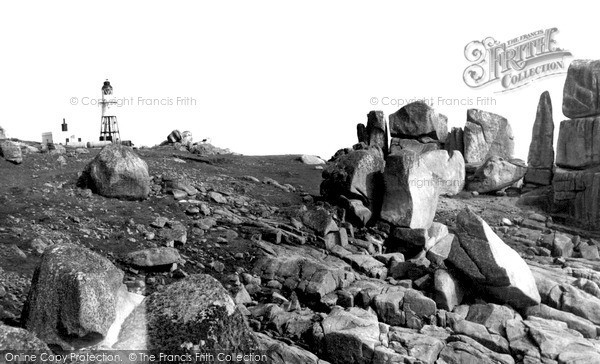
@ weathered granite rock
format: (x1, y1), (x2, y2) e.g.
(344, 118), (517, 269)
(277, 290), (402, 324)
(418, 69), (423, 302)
(448, 208), (541, 308)
(434, 269), (464, 311)
(552, 167), (600, 230)
(449, 318), (510, 354)
(445, 127), (464, 155)
(125, 247), (182, 268)
(426, 234), (455, 266)
(389, 101), (448, 142)
(556, 117), (600, 169)
(465, 303), (517, 336)
(386, 326), (445, 364)
(438, 335), (515, 364)
(388, 226), (429, 251)
(389, 138), (439, 155)
(180, 130), (192, 145)
(524, 303), (597, 338)
(563, 59), (600, 119)
(463, 109), (514, 163)
(161, 175), (198, 196)
(167, 129), (182, 143)
(344, 254), (387, 279)
(525, 91), (554, 185)
(320, 148), (385, 212)
(505, 318), (540, 361)
(114, 274), (258, 351)
(345, 199), (372, 226)
(22, 243), (125, 349)
(357, 123), (367, 144)
(0, 140), (23, 164)
(467, 156), (527, 193)
(403, 289), (437, 323)
(558, 285), (600, 326)
(366, 110), (388, 154)
(257, 332), (330, 364)
(317, 307), (380, 364)
(300, 155), (326, 165)
(579, 240), (600, 260)
(252, 242), (356, 304)
(552, 232), (573, 257)
(420, 150), (465, 196)
(523, 316), (600, 361)
(79, 144), (150, 200)
(373, 290), (406, 326)
(302, 208), (339, 236)
(0, 324), (51, 352)
(380, 150), (438, 229)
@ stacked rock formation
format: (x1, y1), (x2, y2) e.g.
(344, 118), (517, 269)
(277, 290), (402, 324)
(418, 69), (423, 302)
(553, 60), (600, 229)
(451, 108), (527, 194)
(323, 104), (465, 230)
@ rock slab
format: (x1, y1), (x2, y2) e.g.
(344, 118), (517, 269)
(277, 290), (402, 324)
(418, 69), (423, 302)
(448, 208), (541, 308)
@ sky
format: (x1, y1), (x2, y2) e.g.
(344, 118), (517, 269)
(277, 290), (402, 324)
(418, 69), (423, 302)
(0, 1), (597, 160)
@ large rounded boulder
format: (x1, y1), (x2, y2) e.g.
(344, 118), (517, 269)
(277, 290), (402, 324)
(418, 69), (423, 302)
(21, 243), (125, 349)
(113, 274), (258, 352)
(79, 144), (150, 200)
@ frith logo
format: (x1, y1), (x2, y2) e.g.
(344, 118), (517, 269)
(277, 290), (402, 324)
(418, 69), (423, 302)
(463, 28), (572, 92)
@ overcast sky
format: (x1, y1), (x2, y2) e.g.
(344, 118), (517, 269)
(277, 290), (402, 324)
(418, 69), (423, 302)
(0, 1), (596, 160)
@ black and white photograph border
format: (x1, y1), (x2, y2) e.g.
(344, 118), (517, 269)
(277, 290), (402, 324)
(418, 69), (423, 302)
(1, 1), (600, 363)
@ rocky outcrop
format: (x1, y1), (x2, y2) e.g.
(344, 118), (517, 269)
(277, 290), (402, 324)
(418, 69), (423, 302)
(380, 150), (438, 229)
(320, 147), (385, 214)
(467, 156), (527, 193)
(463, 109), (514, 163)
(252, 242), (356, 304)
(563, 59), (600, 118)
(114, 274), (258, 351)
(525, 91), (554, 186)
(389, 101), (448, 142)
(448, 208), (541, 308)
(79, 144), (151, 200)
(22, 243), (125, 349)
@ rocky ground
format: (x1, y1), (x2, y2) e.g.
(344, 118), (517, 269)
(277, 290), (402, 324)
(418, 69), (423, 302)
(2, 143), (600, 364)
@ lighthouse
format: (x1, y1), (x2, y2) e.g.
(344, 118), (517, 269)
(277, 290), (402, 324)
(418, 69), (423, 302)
(99, 79), (121, 142)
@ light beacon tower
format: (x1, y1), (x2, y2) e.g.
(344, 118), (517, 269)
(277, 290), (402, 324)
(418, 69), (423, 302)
(99, 79), (120, 142)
